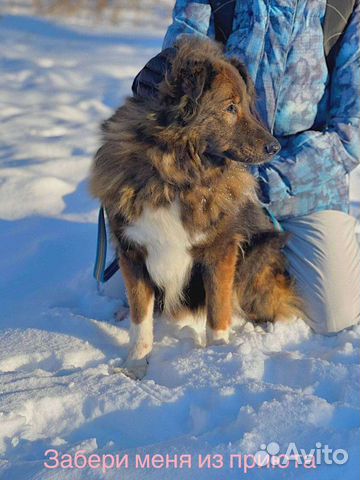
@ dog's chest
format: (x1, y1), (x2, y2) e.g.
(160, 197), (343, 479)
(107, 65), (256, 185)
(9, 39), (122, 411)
(124, 201), (202, 310)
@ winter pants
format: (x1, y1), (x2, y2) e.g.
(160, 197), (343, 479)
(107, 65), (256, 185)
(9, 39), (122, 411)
(281, 210), (360, 334)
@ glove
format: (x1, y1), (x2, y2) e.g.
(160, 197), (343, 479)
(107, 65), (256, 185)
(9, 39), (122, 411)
(132, 47), (177, 98)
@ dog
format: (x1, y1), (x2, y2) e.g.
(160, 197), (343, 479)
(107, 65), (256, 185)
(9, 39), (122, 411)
(90, 37), (302, 379)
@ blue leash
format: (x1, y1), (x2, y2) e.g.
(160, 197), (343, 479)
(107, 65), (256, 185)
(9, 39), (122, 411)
(93, 205), (282, 284)
(93, 206), (119, 284)
(263, 205), (283, 232)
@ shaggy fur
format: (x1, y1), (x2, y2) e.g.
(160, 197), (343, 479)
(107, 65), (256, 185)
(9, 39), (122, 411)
(90, 37), (302, 379)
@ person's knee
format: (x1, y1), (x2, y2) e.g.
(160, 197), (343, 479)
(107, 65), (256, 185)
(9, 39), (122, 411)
(302, 254), (360, 334)
(283, 211), (360, 334)
(307, 291), (360, 334)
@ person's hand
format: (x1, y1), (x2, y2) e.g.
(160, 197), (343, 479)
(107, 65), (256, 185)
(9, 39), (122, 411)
(132, 47), (176, 98)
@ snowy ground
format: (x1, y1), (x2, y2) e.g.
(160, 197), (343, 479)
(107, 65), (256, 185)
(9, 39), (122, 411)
(0, 7), (360, 480)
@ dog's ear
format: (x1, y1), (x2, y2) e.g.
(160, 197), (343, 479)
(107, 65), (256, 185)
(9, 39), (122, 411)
(176, 59), (216, 122)
(229, 58), (256, 102)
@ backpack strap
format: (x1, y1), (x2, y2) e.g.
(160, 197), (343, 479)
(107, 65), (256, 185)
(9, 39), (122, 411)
(209, 0), (236, 44)
(209, 0), (356, 72)
(323, 0), (356, 71)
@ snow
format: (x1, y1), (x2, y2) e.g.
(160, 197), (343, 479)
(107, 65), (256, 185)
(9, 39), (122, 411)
(0, 6), (359, 480)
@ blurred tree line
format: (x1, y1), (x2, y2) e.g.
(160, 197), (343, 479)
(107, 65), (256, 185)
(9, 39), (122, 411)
(30, 0), (172, 23)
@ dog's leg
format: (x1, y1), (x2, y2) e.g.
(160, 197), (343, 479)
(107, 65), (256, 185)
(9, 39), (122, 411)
(204, 243), (238, 345)
(119, 253), (154, 380)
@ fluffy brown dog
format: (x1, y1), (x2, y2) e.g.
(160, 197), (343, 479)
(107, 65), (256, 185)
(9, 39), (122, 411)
(91, 37), (302, 379)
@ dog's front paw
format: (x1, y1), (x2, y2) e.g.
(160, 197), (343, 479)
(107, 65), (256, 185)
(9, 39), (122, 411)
(206, 327), (230, 346)
(112, 358), (148, 380)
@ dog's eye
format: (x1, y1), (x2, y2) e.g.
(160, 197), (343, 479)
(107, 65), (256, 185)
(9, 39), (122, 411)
(226, 103), (238, 114)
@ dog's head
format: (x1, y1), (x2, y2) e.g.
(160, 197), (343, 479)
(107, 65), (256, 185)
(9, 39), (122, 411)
(157, 37), (280, 165)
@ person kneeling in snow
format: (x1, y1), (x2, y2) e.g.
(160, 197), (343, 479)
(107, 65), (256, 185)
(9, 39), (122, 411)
(131, 0), (360, 334)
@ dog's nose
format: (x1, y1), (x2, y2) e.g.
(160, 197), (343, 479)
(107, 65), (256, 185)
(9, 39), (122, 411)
(265, 141), (281, 156)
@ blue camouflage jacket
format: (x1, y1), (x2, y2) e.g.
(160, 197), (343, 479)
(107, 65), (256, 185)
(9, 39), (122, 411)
(163, 0), (360, 220)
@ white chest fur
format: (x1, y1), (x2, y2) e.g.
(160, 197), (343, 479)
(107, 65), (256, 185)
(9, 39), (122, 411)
(124, 200), (195, 312)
